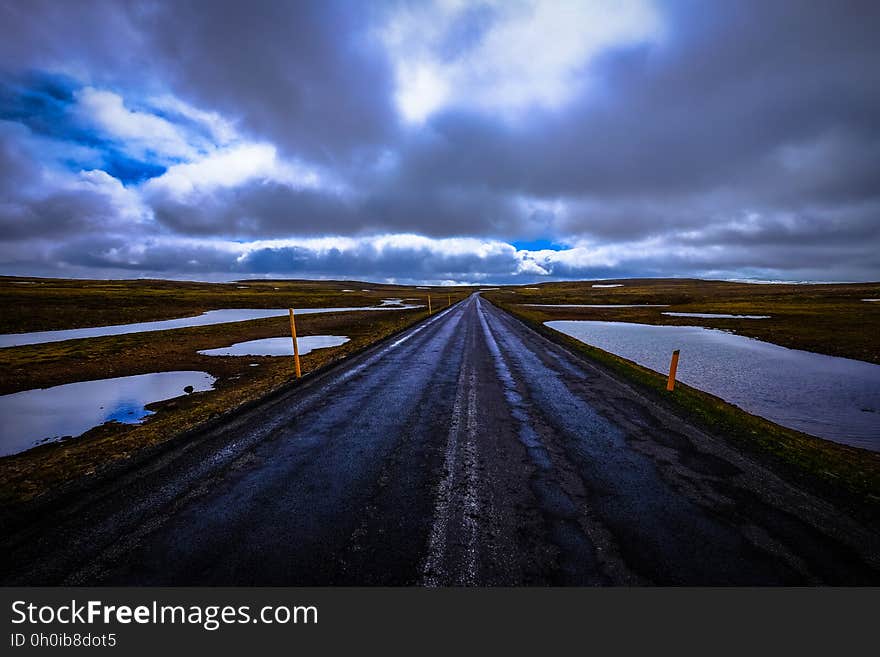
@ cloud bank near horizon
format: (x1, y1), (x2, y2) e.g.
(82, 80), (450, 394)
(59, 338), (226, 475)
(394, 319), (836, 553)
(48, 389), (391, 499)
(1, 0), (878, 283)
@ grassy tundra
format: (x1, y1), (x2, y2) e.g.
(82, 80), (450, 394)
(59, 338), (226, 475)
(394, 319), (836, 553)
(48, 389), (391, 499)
(1, 276), (878, 521)
(0, 277), (470, 507)
(481, 278), (880, 363)
(480, 279), (880, 522)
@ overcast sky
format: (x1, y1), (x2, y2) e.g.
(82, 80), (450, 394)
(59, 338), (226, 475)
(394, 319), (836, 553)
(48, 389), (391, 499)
(1, 0), (878, 284)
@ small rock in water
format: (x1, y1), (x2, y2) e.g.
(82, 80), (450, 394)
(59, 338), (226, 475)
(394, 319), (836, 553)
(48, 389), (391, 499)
(184, 385), (194, 394)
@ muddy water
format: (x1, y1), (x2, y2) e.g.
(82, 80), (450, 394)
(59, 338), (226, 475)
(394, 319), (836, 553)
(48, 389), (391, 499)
(547, 320), (880, 450)
(0, 371), (216, 456)
(198, 335), (350, 357)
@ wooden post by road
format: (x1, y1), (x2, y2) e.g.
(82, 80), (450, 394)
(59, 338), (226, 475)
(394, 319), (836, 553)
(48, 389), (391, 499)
(448, 294), (451, 307)
(289, 308), (302, 378)
(428, 296), (432, 315)
(666, 349), (680, 391)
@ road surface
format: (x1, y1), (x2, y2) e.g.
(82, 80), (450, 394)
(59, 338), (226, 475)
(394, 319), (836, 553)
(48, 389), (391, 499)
(2, 294), (878, 585)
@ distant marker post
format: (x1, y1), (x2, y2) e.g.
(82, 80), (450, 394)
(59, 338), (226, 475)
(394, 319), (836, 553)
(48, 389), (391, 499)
(289, 308), (302, 378)
(428, 296), (432, 315)
(666, 349), (680, 391)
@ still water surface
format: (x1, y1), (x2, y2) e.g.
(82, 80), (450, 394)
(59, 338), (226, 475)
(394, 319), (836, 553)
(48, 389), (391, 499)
(198, 335), (349, 357)
(547, 320), (880, 450)
(522, 304), (669, 308)
(0, 305), (420, 349)
(662, 312), (770, 319)
(0, 371), (216, 456)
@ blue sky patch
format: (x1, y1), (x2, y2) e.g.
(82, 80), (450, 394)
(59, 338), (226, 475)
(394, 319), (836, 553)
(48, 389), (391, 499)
(510, 239), (567, 252)
(1, 71), (169, 185)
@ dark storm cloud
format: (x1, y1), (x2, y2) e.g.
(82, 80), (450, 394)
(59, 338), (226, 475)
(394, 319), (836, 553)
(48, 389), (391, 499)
(396, 0), (880, 205)
(0, 0), (397, 163)
(140, 1), (398, 163)
(50, 236), (235, 274)
(30, 229), (878, 285)
(359, 184), (527, 237)
(148, 178), (527, 239)
(0, 121), (38, 196)
(0, 1), (145, 79)
(0, 122), (123, 240)
(0, 0), (878, 282)
(238, 243), (521, 280)
(0, 189), (118, 240)
(46, 236), (528, 283)
(679, 203), (880, 249)
(148, 183), (357, 238)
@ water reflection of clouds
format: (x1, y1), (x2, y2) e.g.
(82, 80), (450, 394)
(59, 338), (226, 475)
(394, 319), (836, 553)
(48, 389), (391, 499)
(0, 371), (215, 457)
(548, 320), (880, 451)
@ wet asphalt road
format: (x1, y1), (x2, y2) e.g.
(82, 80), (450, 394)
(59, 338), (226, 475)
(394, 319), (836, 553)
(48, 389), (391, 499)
(2, 294), (878, 585)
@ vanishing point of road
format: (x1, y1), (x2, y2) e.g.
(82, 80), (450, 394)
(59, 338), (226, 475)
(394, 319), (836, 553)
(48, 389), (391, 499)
(2, 294), (878, 585)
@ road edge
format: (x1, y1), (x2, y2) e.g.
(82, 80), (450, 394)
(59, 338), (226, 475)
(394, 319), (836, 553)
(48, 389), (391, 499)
(0, 300), (466, 531)
(484, 296), (880, 526)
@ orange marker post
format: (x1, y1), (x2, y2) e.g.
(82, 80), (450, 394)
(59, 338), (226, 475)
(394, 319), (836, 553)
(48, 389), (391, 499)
(666, 349), (680, 391)
(448, 294), (451, 307)
(289, 308), (302, 378)
(428, 296), (432, 315)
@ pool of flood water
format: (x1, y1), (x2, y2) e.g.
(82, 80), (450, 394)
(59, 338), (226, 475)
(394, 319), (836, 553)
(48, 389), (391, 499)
(0, 371), (216, 456)
(547, 320), (880, 450)
(522, 304), (669, 308)
(0, 304), (420, 349)
(662, 312), (770, 319)
(198, 335), (350, 357)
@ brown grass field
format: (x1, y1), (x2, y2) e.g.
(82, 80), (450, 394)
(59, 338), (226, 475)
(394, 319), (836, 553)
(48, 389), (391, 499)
(1, 276), (878, 518)
(480, 279), (880, 521)
(0, 276), (470, 506)
(480, 278), (880, 363)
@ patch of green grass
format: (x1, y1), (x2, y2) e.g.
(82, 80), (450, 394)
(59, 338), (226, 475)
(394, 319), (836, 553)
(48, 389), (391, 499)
(490, 298), (880, 524)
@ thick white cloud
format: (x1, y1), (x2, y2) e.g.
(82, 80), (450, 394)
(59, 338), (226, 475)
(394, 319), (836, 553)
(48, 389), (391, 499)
(73, 87), (202, 161)
(74, 169), (149, 225)
(29, 228), (870, 284)
(146, 94), (238, 146)
(143, 143), (323, 199)
(381, 0), (662, 122)
(1, 1), (878, 284)
(67, 86), (332, 205)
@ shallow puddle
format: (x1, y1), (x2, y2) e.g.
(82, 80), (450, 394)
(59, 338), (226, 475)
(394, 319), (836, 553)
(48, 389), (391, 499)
(198, 335), (350, 357)
(0, 304), (420, 349)
(547, 320), (880, 450)
(522, 304), (669, 308)
(0, 371), (216, 456)
(663, 312), (770, 319)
